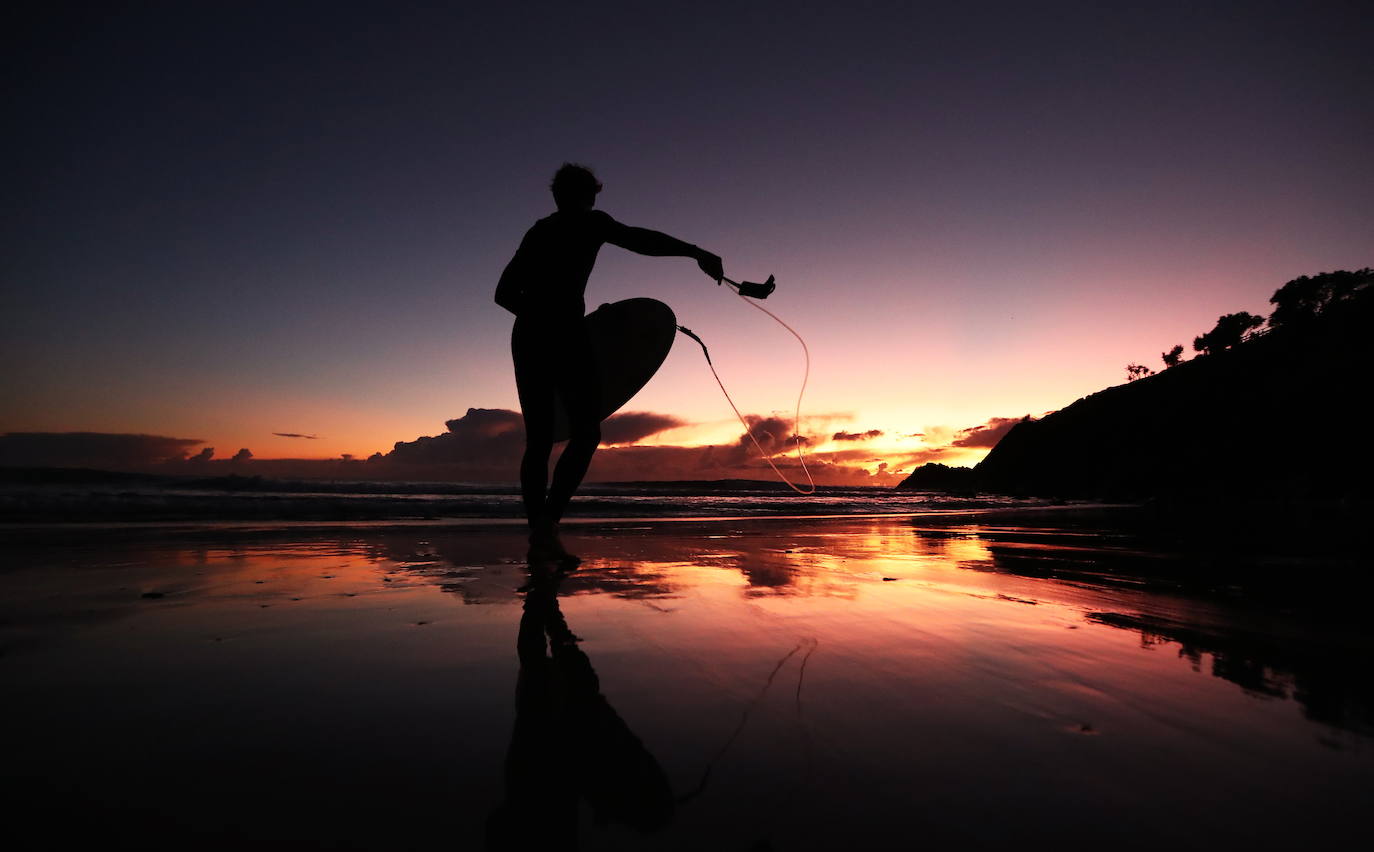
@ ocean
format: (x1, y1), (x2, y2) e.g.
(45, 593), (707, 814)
(0, 473), (1066, 524)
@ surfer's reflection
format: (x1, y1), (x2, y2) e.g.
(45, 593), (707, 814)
(485, 563), (674, 849)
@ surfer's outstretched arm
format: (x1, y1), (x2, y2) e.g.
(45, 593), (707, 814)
(606, 221), (722, 281)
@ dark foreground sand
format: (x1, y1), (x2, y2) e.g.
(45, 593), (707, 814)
(3, 513), (1371, 850)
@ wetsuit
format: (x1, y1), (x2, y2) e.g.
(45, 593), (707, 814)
(496, 209), (619, 525)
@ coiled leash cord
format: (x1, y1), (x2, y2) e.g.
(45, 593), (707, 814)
(677, 275), (817, 495)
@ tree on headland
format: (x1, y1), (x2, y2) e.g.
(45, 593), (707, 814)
(1125, 363), (1154, 382)
(1268, 268), (1373, 329)
(951, 266), (1374, 504)
(1193, 312), (1265, 356)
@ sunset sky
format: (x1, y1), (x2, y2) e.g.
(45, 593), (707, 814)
(5, 1), (1370, 484)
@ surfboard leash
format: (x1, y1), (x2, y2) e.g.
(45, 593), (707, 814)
(676, 285), (817, 495)
(675, 637), (817, 805)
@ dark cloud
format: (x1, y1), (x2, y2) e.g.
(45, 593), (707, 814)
(232, 448), (253, 461)
(0, 432), (204, 468)
(386, 408), (525, 468)
(950, 416), (1027, 449)
(832, 429), (883, 442)
(192, 447), (214, 462)
(599, 411), (686, 445)
(273, 432), (319, 439)
(742, 416), (806, 452)
(379, 408), (690, 477)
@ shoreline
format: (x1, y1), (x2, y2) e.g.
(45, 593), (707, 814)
(0, 502), (1140, 535)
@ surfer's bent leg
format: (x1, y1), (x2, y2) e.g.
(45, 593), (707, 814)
(545, 321), (601, 523)
(512, 317), (555, 528)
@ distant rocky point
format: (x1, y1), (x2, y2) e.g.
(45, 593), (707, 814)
(894, 462), (977, 492)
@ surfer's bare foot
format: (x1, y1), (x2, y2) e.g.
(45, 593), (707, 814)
(528, 523), (580, 566)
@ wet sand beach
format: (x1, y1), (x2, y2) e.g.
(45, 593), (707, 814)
(3, 514), (1371, 850)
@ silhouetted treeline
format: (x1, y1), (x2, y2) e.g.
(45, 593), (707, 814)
(899, 269), (1373, 502)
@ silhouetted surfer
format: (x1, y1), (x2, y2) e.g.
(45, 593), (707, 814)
(496, 163), (722, 562)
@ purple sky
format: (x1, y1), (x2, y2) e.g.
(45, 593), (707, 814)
(4, 1), (1370, 481)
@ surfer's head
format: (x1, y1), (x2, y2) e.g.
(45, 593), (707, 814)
(551, 163), (602, 211)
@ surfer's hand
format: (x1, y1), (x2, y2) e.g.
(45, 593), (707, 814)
(695, 250), (723, 283)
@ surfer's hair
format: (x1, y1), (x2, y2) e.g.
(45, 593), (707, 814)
(551, 163), (602, 209)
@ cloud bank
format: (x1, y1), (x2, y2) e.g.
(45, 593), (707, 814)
(1, 410), (1024, 487)
(599, 412), (687, 445)
(0, 432), (205, 468)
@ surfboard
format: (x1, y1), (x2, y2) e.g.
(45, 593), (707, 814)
(551, 297), (677, 443)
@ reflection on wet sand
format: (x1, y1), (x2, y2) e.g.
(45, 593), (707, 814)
(907, 523), (1374, 738)
(3, 517), (1372, 849)
(487, 563), (674, 848)
(1086, 610), (1374, 737)
(381, 520), (1374, 742)
(6, 519), (1372, 746)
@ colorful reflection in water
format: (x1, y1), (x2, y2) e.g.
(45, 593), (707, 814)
(2, 518), (1370, 850)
